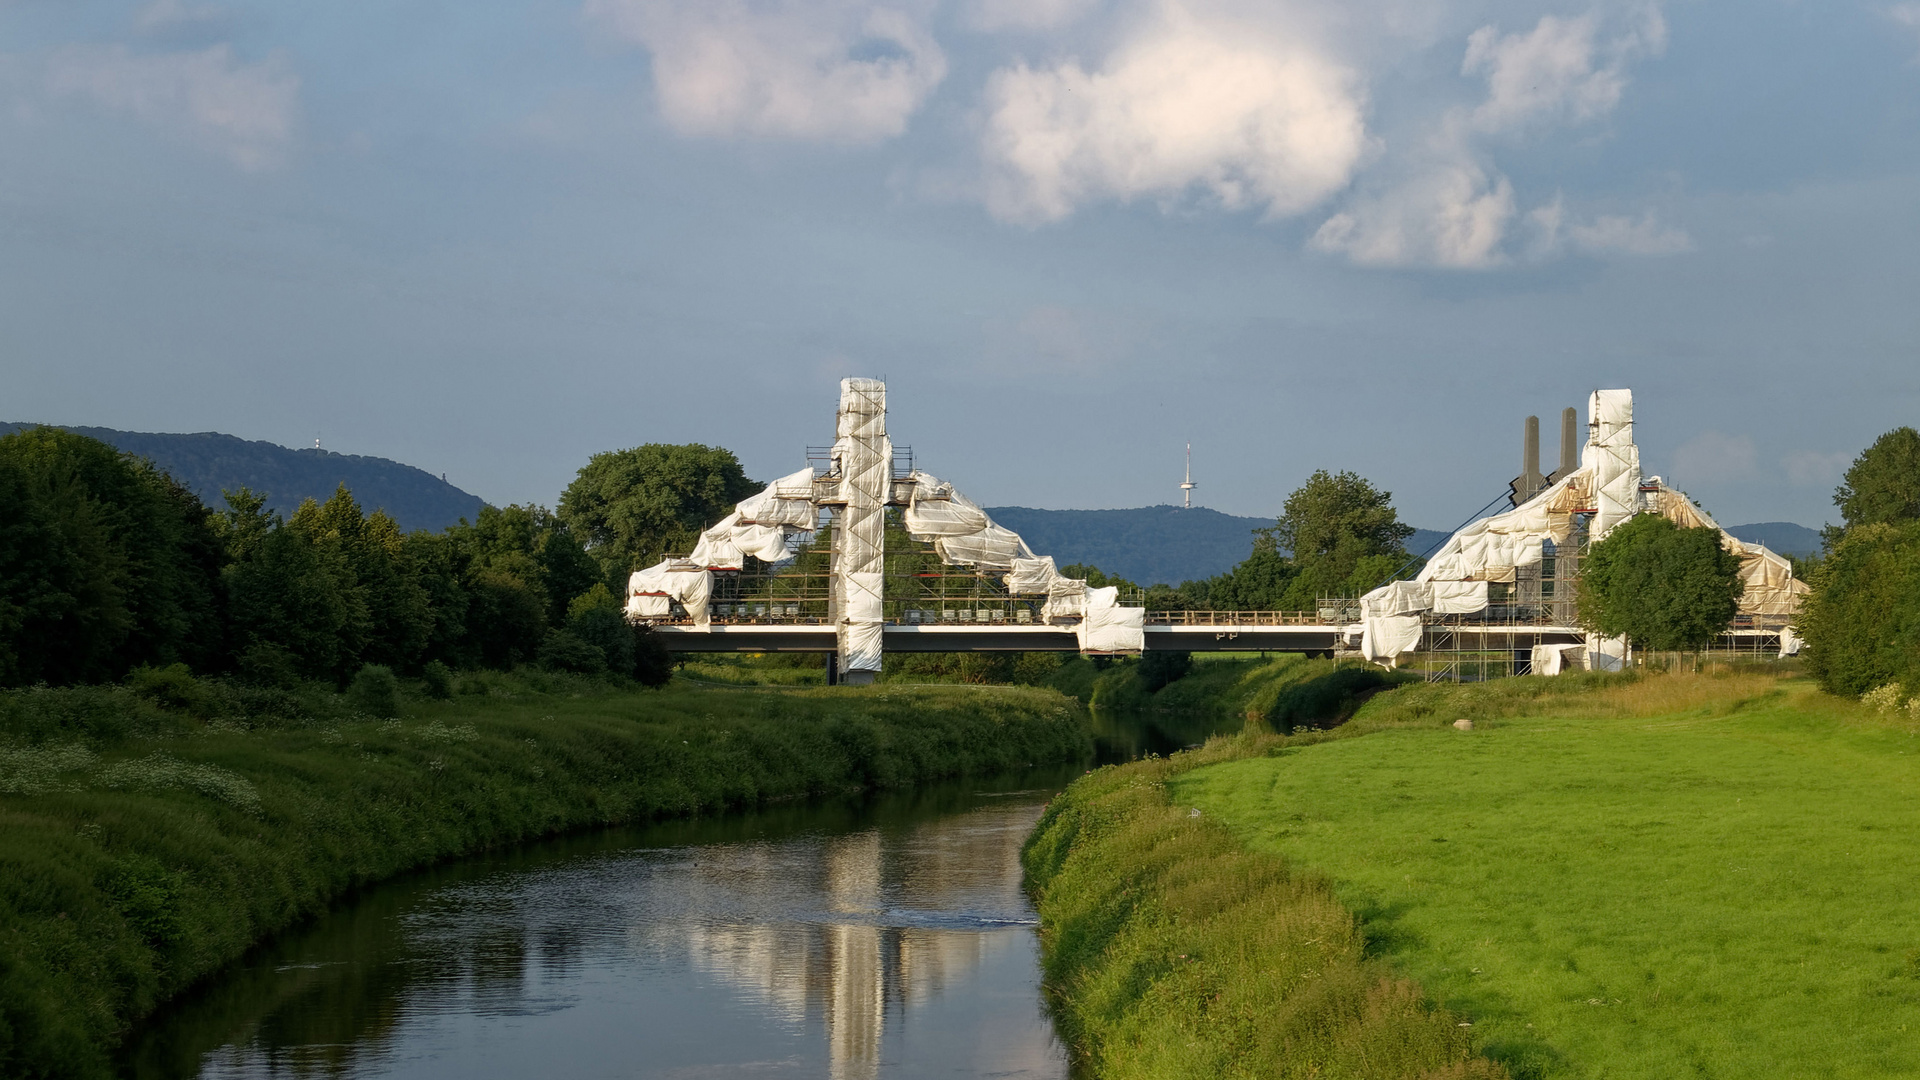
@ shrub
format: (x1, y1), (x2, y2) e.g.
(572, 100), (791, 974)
(1262, 663), (1413, 732)
(420, 660), (453, 700)
(346, 664), (401, 718)
(537, 630), (607, 675)
(1800, 520), (1920, 697)
(126, 663), (215, 718)
(567, 606), (635, 677)
(633, 628), (674, 688)
(1136, 650), (1192, 692)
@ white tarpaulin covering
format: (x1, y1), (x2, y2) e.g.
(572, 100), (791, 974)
(906, 471), (1143, 651)
(1355, 389), (1649, 665)
(626, 560), (714, 627)
(735, 467), (819, 528)
(1587, 634), (1628, 671)
(1361, 616), (1423, 666)
(1079, 586), (1147, 653)
(833, 378), (890, 675)
(626, 473), (818, 627)
(1649, 487), (1810, 619)
(1530, 643), (1588, 676)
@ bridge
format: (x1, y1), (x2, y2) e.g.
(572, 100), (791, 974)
(622, 378), (1654, 684)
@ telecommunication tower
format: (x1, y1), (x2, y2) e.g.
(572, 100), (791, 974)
(1181, 443), (1196, 509)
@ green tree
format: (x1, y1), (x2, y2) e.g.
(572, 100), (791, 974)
(291, 487), (433, 671)
(1577, 514), (1743, 653)
(1832, 427), (1920, 536)
(1268, 470), (1415, 608)
(557, 444), (758, 576)
(0, 428), (224, 686)
(222, 500), (361, 682)
(1798, 521), (1920, 696)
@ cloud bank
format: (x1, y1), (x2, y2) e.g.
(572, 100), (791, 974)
(46, 43), (297, 170)
(585, 0), (947, 143)
(978, 3), (1369, 224)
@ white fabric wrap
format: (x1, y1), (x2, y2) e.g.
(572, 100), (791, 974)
(1077, 586), (1145, 653)
(833, 378), (889, 674)
(735, 467), (820, 529)
(626, 563), (713, 627)
(1777, 625), (1802, 658)
(1361, 615), (1423, 665)
(1007, 557), (1058, 594)
(1586, 634), (1629, 671)
(1530, 644), (1587, 676)
(1652, 488), (1810, 619)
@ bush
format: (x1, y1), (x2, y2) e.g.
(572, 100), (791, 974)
(567, 606), (635, 676)
(1800, 520), (1920, 697)
(537, 630), (607, 675)
(1261, 663), (1413, 732)
(420, 660), (453, 700)
(633, 628), (674, 688)
(1136, 650), (1192, 692)
(126, 664), (215, 719)
(346, 664), (401, 718)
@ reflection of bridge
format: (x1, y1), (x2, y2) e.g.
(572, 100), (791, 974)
(630, 379), (1799, 682)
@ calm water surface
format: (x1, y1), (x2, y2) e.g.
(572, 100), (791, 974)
(122, 708), (1238, 1080)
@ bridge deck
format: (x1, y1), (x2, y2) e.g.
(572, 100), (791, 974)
(651, 620), (1592, 654)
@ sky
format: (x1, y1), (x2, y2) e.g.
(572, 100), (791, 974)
(3, 0), (1917, 532)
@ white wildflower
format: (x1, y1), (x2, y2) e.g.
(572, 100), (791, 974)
(96, 753), (262, 815)
(0, 743), (98, 795)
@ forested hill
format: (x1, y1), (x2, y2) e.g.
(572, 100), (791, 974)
(984, 504), (1453, 586)
(0, 424), (486, 532)
(1724, 521), (1822, 558)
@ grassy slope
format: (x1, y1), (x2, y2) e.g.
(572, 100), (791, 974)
(0, 680), (1089, 1079)
(1023, 731), (1505, 1080)
(1170, 674), (1920, 1080)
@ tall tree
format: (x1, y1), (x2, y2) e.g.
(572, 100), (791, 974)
(0, 428), (224, 686)
(1268, 470), (1415, 607)
(557, 444), (757, 577)
(1577, 514), (1743, 653)
(1799, 521), (1920, 697)
(1834, 426), (1920, 533)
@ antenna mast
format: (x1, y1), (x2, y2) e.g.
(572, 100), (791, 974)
(1181, 442), (1196, 509)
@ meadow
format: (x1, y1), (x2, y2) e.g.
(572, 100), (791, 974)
(1169, 672), (1920, 1079)
(0, 671), (1089, 1079)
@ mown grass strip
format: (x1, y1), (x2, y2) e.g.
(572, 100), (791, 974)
(1023, 732), (1506, 1080)
(0, 681), (1089, 1080)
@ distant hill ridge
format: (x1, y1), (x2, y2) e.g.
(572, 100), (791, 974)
(0, 424), (485, 534)
(986, 506), (1819, 586)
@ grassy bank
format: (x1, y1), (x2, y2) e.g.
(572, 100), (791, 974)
(0, 673), (1090, 1079)
(1169, 671), (1920, 1079)
(1023, 729), (1506, 1079)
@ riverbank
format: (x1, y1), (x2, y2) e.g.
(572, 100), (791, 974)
(0, 675), (1091, 1079)
(1028, 668), (1918, 1079)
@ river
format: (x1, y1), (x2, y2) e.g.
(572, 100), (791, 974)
(119, 707), (1237, 1080)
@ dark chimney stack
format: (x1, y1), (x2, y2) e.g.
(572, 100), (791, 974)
(1512, 415), (1548, 506)
(1556, 406), (1578, 479)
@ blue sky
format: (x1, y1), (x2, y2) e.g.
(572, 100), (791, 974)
(3, 0), (1917, 530)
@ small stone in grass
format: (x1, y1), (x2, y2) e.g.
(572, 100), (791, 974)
(1453, 718), (1473, 731)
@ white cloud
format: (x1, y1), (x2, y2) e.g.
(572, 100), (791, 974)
(1673, 430), (1758, 485)
(1311, 158), (1513, 267)
(978, 3), (1370, 224)
(136, 0), (231, 34)
(1312, 4), (1670, 269)
(1463, 8), (1663, 133)
(46, 43), (296, 169)
(1783, 449), (1852, 487)
(1890, 4), (1920, 58)
(967, 0), (1100, 33)
(584, 0), (946, 143)
(1566, 211), (1692, 255)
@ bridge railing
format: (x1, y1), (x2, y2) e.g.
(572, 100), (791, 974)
(1144, 610), (1327, 626)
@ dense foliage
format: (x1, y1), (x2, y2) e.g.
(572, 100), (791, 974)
(557, 443), (759, 578)
(0, 428), (670, 690)
(1800, 426), (1920, 697)
(1577, 513), (1743, 651)
(1801, 521), (1920, 696)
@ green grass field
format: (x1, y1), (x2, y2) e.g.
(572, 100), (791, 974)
(1171, 675), (1920, 1079)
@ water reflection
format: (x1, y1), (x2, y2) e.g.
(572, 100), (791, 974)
(123, 774), (1077, 1080)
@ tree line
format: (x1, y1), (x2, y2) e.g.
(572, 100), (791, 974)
(0, 430), (763, 690)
